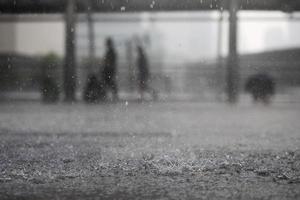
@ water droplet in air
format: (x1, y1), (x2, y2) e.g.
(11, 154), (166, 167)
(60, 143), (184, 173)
(150, 1), (155, 8)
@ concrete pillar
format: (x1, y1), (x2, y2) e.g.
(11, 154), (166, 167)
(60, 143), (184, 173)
(87, 0), (95, 68)
(226, 0), (239, 103)
(64, 0), (76, 102)
(216, 10), (224, 101)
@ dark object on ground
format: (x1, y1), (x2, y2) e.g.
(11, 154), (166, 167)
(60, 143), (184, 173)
(101, 38), (118, 100)
(41, 77), (60, 103)
(83, 74), (105, 103)
(245, 73), (275, 104)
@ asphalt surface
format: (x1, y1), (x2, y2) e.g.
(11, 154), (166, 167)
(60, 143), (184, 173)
(0, 101), (299, 199)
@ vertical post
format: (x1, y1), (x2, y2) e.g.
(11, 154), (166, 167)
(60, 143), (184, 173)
(216, 10), (224, 101)
(226, 0), (239, 103)
(64, 0), (76, 102)
(87, 0), (95, 72)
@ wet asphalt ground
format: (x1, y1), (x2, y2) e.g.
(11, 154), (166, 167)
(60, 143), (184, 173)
(0, 101), (299, 199)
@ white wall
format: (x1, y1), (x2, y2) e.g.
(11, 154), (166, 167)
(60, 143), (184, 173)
(15, 21), (65, 56)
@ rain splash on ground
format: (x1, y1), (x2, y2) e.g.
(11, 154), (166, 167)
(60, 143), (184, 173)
(0, 101), (300, 199)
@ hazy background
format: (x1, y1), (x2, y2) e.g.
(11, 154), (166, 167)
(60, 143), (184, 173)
(0, 11), (300, 102)
(1, 11), (300, 59)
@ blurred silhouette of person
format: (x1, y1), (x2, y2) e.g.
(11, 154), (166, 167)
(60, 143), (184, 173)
(101, 37), (118, 101)
(41, 77), (60, 103)
(245, 73), (275, 104)
(136, 45), (157, 100)
(83, 74), (105, 103)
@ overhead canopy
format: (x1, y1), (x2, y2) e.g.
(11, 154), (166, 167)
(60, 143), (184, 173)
(0, 0), (300, 14)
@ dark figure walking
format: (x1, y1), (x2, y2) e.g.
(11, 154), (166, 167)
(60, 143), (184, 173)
(136, 46), (157, 100)
(102, 38), (118, 100)
(245, 73), (275, 104)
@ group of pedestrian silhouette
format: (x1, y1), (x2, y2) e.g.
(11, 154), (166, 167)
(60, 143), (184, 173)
(83, 37), (156, 103)
(42, 37), (276, 104)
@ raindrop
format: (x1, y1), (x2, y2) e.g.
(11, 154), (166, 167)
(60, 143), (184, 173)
(150, 1), (156, 9)
(120, 6), (126, 12)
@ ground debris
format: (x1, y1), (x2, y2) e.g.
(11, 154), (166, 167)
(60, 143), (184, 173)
(29, 177), (46, 184)
(255, 168), (271, 177)
(288, 177), (300, 184)
(0, 177), (12, 183)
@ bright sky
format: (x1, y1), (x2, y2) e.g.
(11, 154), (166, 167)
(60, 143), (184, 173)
(15, 22), (65, 55)
(3, 11), (300, 62)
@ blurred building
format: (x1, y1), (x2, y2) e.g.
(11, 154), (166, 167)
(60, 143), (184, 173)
(0, 53), (40, 91)
(240, 48), (300, 91)
(0, 23), (16, 53)
(183, 48), (300, 100)
(1, 12), (300, 102)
